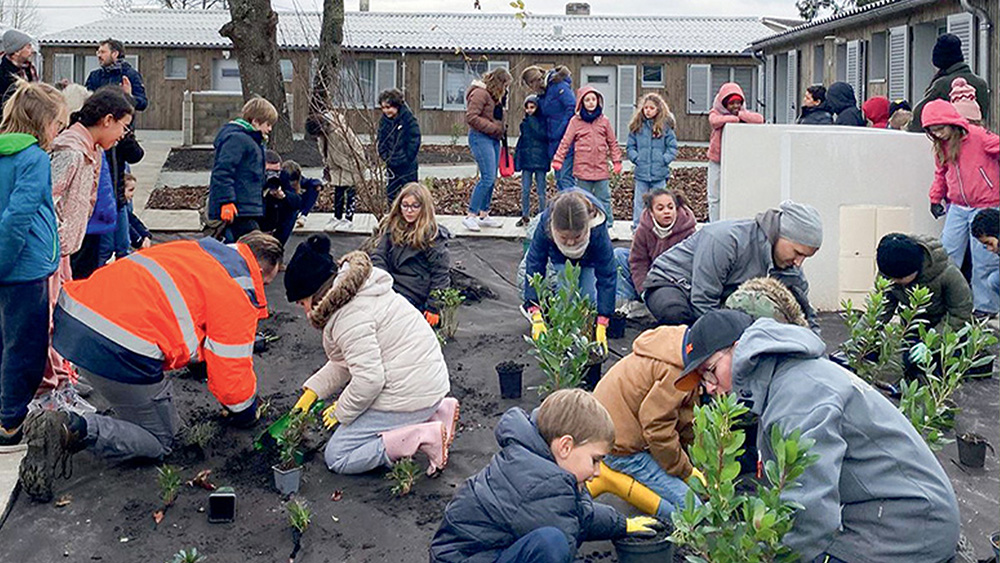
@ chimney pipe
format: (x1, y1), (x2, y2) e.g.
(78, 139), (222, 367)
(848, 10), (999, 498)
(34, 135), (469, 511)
(360, 0), (370, 11)
(565, 2), (590, 16)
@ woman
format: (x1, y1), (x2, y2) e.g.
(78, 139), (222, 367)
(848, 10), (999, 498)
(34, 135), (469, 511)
(463, 66), (512, 232)
(521, 65), (576, 190)
(284, 236), (458, 476)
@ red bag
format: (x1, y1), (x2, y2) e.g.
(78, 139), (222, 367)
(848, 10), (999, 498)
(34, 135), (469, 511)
(499, 132), (515, 178)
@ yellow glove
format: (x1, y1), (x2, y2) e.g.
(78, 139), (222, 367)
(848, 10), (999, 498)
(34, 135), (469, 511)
(531, 310), (547, 341)
(292, 389), (317, 413)
(688, 466), (707, 488)
(322, 402), (339, 429)
(625, 516), (664, 537)
(595, 323), (608, 355)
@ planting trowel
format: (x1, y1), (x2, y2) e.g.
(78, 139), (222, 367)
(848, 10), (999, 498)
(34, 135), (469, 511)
(253, 400), (326, 450)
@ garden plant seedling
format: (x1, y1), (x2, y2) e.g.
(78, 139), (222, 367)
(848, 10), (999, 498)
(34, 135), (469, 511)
(184, 422), (216, 456)
(168, 548), (205, 563)
(155, 465), (183, 525)
(287, 498), (312, 562)
(387, 457), (421, 496)
(431, 287), (466, 341)
(272, 409), (316, 495)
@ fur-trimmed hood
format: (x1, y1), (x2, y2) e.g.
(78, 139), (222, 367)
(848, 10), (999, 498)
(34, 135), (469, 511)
(308, 251), (393, 329)
(724, 277), (807, 327)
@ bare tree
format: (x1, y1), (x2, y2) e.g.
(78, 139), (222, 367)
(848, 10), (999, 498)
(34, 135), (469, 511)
(795, 0), (879, 21)
(0, 0), (42, 36)
(103, 0), (134, 14)
(105, 0), (229, 14)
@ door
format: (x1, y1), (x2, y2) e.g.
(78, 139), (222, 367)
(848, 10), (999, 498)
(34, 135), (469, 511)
(212, 58), (242, 92)
(580, 66), (617, 133)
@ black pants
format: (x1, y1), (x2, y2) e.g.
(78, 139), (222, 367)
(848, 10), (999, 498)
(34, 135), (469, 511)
(261, 197), (299, 247)
(387, 169), (417, 205)
(0, 278), (49, 430)
(334, 186), (356, 221)
(645, 284), (697, 326)
(70, 233), (105, 280)
(222, 217), (261, 244)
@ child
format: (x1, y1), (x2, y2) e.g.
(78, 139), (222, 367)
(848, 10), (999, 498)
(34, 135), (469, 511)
(613, 188), (696, 307)
(827, 82), (865, 127)
(305, 110), (364, 231)
(105, 127), (144, 261)
(280, 161), (323, 229)
(553, 87), (622, 226)
(514, 94), (549, 227)
(626, 92), (677, 229)
(371, 182), (451, 322)
(887, 99), (913, 130)
(376, 88), (421, 206)
(70, 150), (117, 279)
(707, 83), (763, 222)
(797, 85), (832, 125)
(259, 150), (301, 247)
(208, 97), (277, 243)
(922, 99), (999, 316)
(972, 208), (999, 300)
(0, 81), (67, 446)
(122, 173), (151, 249)
(862, 96), (890, 128)
(949, 77), (982, 126)
(430, 388), (660, 562)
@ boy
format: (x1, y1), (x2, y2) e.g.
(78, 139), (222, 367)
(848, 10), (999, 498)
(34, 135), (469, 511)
(514, 94), (549, 227)
(279, 160), (324, 229)
(972, 208), (999, 299)
(796, 85), (832, 125)
(208, 97), (277, 243)
(122, 173), (151, 249)
(430, 389), (660, 563)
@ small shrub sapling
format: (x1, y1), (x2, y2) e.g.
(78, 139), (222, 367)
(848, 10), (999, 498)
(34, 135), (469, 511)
(287, 498), (312, 562)
(154, 465), (183, 525)
(184, 422), (216, 456)
(276, 410), (315, 471)
(431, 287), (465, 341)
(387, 456), (421, 496)
(168, 548), (205, 563)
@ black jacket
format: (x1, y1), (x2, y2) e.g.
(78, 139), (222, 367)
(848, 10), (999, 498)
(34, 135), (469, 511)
(107, 132), (144, 208)
(827, 83), (866, 127)
(370, 226), (450, 312)
(0, 56), (36, 107)
(207, 121), (266, 219)
(429, 407), (627, 563)
(85, 60), (147, 111)
(377, 105), (421, 175)
(797, 104), (834, 125)
(514, 114), (550, 172)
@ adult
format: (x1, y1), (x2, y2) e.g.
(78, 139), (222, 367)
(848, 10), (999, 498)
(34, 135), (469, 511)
(376, 88), (421, 206)
(676, 310), (960, 563)
(909, 33), (989, 133)
(826, 82), (865, 127)
(643, 200), (822, 328)
(796, 85), (833, 125)
(521, 65), (577, 190)
(463, 67), (512, 232)
(0, 29), (37, 106)
(85, 38), (147, 111)
(20, 233), (282, 502)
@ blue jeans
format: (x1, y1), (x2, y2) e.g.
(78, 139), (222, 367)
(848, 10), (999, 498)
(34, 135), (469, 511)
(941, 204), (1000, 313)
(495, 527), (571, 563)
(633, 178), (666, 229)
(468, 130), (500, 214)
(604, 451), (695, 520)
(300, 186), (319, 216)
(552, 262), (597, 306)
(0, 279), (49, 430)
(554, 149), (575, 191)
(989, 269), (1000, 296)
(576, 179), (612, 226)
(614, 247), (639, 302)
(521, 170), (547, 217)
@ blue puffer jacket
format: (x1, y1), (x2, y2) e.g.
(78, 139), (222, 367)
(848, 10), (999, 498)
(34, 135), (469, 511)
(0, 134), (58, 283)
(626, 119), (678, 183)
(208, 120), (266, 220)
(539, 70), (576, 159)
(85, 152), (117, 235)
(430, 407), (627, 563)
(523, 188), (616, 317)
(514, 113), (550, 172)
(85, 60), (148, 111)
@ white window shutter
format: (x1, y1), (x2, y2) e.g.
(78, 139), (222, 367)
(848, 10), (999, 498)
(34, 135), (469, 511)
(617, 65), (637, 140)
(686, 64), (710, 114)
(786, 50), (798, 124)
(946, 13), (974, 68)
(846, 40), (861, 101)
(765, 55), (775, 122)
(375, 59), (397, 94)
(888, 25), (909, 101)
(420, 60), (443, 110)
(54, 54), (74, 84)
(486, 60), (509, 72)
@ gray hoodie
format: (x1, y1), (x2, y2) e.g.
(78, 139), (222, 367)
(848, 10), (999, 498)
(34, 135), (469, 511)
(731, 319), (959, 563)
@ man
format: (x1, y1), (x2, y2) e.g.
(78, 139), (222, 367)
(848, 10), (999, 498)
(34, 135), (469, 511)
(675, 310), (960, 563)
(909, 33), (989, 132)
(85, 38), (147, 111)
(19, 232), (283, 502)
(0, 29), (37, 106)
(643, 200), (822, 328)
(796, 85), (833, 125)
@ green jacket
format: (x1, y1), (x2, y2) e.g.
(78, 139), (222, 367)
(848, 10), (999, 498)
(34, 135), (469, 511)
(881, 235), (972, 330)
(908, 62), (990, 132)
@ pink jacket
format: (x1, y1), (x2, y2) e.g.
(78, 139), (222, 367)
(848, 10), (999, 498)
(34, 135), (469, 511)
(553, 86), (622, 181)
(50, 123), (101, 256)
(922, 99), (999, 208)
(707, 83), (763, 163)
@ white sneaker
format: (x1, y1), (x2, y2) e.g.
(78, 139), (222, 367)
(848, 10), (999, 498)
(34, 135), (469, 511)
(478, 216), (503, 228)
(462, 216), (482, 232)
(325, 217), (346, 232)
(334, 219), (354, 233)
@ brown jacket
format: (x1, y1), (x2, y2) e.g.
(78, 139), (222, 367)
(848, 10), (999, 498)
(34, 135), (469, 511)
(315, 111), (365, 186)
(593, 325), (697, 479)
(465, 80), (504, 138)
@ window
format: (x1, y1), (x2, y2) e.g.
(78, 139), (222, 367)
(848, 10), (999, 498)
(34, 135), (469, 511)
(812, 44), (825, 85)
(280, 59), (293, 82)
(336, 58), (397, 108)
(641, 63), (663, 87)
(836, 43), (847, 82)
(443, 61), (487, 110)
(870, 32), (887, 81)
(687, 64), (756, 114)
(165, 56), (187, 79)
(53, 53), (74, 83)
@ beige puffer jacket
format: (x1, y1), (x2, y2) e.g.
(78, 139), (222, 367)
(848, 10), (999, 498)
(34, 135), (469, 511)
(315, 111), (365, 186)
(302, 251), (450, 425)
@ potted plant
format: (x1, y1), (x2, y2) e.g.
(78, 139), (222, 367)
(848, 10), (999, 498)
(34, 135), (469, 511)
(184, 421), (216, 460)
(607, 311), (627, 340)
(387, 456), (421, 496)
(273, 409), (314, 496)
(431, 287), (465, 341)
(495, 361), (524, 399)
(612, 517), (673, 563)
(955, 432), (990, 468)
(286, 498), (312, 562)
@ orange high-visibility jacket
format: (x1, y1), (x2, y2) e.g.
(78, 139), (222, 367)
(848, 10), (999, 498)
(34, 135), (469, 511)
(53, 237), (268, 412)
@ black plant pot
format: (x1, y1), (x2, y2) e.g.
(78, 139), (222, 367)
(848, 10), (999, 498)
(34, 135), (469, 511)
(607, 313), (627, 340)
(496, 362), (523, 399)
(734, 413), (759, 476)
(612, 519), (674, 563)
(208, 486), (236, 523)
(581, 362), (604, 391)
(957, 433), (992, 468)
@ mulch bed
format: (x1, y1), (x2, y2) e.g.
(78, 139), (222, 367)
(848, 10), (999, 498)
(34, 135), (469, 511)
(146, 168), (709, 221)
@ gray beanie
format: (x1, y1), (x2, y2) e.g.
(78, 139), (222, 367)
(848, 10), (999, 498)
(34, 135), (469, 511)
(2, 29), (32, 56)
(778, 200), (823, 248)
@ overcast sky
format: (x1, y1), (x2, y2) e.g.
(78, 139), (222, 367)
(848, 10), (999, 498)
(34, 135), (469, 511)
(34, 0), (801, 35)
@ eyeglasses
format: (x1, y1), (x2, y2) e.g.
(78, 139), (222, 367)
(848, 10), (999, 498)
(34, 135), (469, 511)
(401, 202), (422, 211)
(701, 357), (720, 387)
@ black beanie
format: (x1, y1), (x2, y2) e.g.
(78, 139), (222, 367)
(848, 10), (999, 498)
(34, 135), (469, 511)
(876, 234), (924, 279)
(932, 34), (964, 70)
(284, 234), (336, 302)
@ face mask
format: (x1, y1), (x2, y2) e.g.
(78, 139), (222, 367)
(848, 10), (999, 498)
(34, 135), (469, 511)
(555, 228), (590, 259)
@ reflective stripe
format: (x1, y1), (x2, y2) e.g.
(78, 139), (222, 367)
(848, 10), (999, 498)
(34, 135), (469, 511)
(225, 391), (257, 412)
(204, 337), (253, 359)
(58, 291), (165, 360)
(127, 253), (200, 362)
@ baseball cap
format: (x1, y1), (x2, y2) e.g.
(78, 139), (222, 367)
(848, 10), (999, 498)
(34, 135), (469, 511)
(675, 309), (754, 392)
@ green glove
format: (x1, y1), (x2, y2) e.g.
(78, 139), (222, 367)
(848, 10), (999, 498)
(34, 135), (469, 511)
(625, 516), (664, 537)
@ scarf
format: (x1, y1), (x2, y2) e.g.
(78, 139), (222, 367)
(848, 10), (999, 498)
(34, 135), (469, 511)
(580, 105), (603, 123)
(651, 215), (676, 239)
(555, 228), (591, 259)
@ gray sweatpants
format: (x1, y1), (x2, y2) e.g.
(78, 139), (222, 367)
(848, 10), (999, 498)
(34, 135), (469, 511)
(324, 403), (439, 474)
(81, 369), (179, 461)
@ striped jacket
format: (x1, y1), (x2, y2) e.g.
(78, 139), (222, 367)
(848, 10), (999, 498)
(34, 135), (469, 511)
(53, 237), (267, 412)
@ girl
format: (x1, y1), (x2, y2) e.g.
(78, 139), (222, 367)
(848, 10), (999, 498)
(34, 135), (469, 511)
(521, 65), (576, 190)
(552, 87), (622, 226)
(707, 83), (763, 222)
(514, 94), (549, 226)
(464, 66), (512, 232)
(613, 188), (696, 306)
(306, 110), (364, 231)
(283, 237), (459, 477)
(922, 99), (1000, 316)
(626, 93), (678, 229)
(524, 189), (616, 353)
(376, 88), (421, 206)
(0, 81), (67, 446)
(371, 182), (451, 321)
(70, 151), (117, 279)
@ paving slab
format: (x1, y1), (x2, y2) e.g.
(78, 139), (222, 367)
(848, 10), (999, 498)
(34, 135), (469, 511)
(0, 444), (26, 528)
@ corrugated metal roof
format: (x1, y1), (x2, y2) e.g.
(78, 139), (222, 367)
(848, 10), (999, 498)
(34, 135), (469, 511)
(40, 9), (774, 56)
(750, 0), (938, 49)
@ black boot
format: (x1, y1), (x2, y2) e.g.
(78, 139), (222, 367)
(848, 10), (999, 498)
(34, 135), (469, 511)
(19, 411), (88, 503)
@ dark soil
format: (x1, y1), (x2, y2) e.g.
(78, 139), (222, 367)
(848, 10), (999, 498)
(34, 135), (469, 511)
(495, 361), (524, 373)
(162, 142), (476, 171)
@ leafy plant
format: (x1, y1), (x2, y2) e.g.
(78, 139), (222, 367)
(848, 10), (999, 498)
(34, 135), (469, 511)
(431, 287), (466, 340)
(670, 394), (818, 563)
(387, 457), (421, 496)
(184, 422), (216, 452)
(276, 409), (315, 471)
(287, 498), (312, 562)
(168, 548), (205, 563)
(449, 122), (464, 147)
(524, 262), (603, 394)
(157, 465), (182, 507)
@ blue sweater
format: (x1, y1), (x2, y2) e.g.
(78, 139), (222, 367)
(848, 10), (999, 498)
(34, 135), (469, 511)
(626, 119), (678, 183)
(0, 134), (58, 283)
(85, 152), (117, 235)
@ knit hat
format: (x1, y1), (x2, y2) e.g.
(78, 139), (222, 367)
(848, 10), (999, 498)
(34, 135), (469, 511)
(888, 99), (911, 116)
(2, 29), (32, 56)
(949, 77), (981, 122)
(524, 94), (539, 107)
(285, 234), (336, 302)
(876, 233), (924, 279)
(932, 34), (964, 70)
(778, 200), (823, 249)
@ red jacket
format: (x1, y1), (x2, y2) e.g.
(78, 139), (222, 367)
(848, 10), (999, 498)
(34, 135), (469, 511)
(922, 99), (999, 208)
(629, 205), (697, 292)
(708, 83), (763, 163)
(53, 237), (267, 412)
(553, 86), (622, 181)
(862, 96), (890, 128)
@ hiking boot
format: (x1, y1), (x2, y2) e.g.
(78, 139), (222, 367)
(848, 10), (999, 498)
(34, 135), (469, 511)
(515, 216), (529, 228)
(0, 424), (22, 447)
(19, 410), (88, 503)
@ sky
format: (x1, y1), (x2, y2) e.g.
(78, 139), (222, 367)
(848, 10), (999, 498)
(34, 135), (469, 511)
(32, 0), (802, 35)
